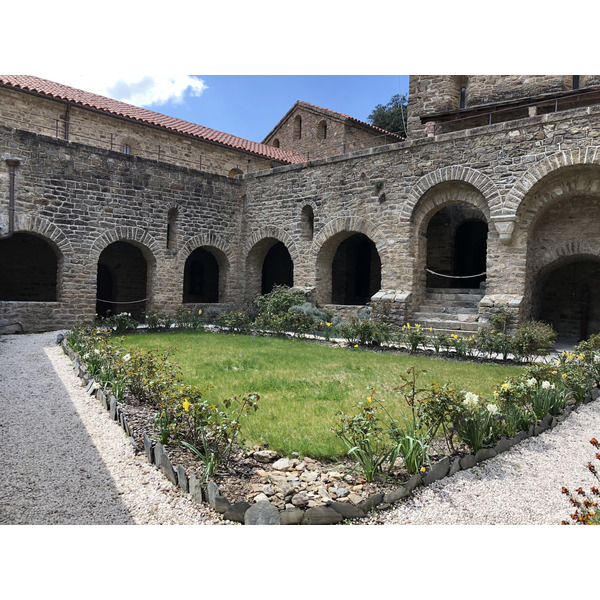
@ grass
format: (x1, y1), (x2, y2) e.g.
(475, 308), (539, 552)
(123, 331), (524, 460)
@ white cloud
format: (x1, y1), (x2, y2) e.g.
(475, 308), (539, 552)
(36, 74), (208, 108)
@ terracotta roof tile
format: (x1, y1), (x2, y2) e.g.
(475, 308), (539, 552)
(0, 75), (306, 165)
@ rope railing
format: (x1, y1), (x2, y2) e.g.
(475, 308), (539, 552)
(96, 298), (148, 304)
(426, 268), (486, 279)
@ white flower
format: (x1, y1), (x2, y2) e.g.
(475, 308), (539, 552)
(541, 380), (555, 390)
(486, 403), (499, 415)
(92, 382), (101, 390)
(94, 348), (101, 355)
(122, 353), (131, 362)
(526, 378), (537, 388)
(463, 392), (479, 408)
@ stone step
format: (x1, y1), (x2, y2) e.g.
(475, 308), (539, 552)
(424, 291), (485, 303)
(418, 302), (480, 312)
(409, 316), (482, 333)
(413, 310), (480, 322)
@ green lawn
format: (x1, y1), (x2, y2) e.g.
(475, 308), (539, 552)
(123, 331), (523, 460)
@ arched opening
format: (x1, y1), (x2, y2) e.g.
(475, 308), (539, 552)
(228, 168), (243, 178)
(183, 247), (220, 303)
(96, 241), (148, 320)
(331, 233), (381, 305)
(294, 115), (302, 140)
(262, 241), (293, 294)
(425, 204), (488, 289)
(272, 138), (280, 148)
(167, 208), (178, 250)
(300, 205), (315, 240)
(318, 120), (327, 140)
(534, 257), (600, 342)
(0, 232), (59, 301)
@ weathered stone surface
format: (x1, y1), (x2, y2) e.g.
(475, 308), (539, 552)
(109, 397), (118, 421)
(449, 457), (462, 477)
(223, 502), (251, 523)
(460, 454), (477, 470)
(301, 505), (343, 525)
(154, 442), (177, 486)
(244, 501), (281, 525)
(357, 493), (384, 513)
(189, 474), (204, 505)
(272, 457), (292, 471)
(422, 457), (450, 486)
(330, 501), (366, 519)
(404, 473), (423, 493)
(591, 387), (599, 401)
(474, 447), (497, 463)
(383, 485), (411, 504)
(143, 433), (154, 464)
(280, 508), (304, 525)
(177, 465), (189, 493)
(253, 450), (278, 463)
(494, 437), (511, 455)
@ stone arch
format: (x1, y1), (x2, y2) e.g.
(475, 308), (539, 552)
(529, 239), (600, 280)
(13, 213), (73, 255)
(0, 231), (62, 301)
(404, 166), (502, 221)
(244, 226), (300, 267)
(245, 234), (295, 299)
(180, 234), (234, 303)
(506, 147), (600, 215)
(312, 218), (385, 306)
(409, 181), (491, 299)
(91, 228), (159, 320)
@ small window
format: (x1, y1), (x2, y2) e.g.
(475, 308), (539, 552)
(573, 76), (580, 90)
(318, 120), (327, 140)
(272, 138), (280, 148)
(459, 87), (466, 109)
(294, 115), (302, 140)
(167, 208), (178, 250)
(301, 205), (314, 240)
(123, 144), (131, 154)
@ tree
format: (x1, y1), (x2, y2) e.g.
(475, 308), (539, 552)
(367, 93), (408, 138)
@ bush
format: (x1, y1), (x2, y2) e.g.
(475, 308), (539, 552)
(511, 321), (557, 362)
(254, 285), (307, 316)
(146, 310), (173, 331)
(216, 308), (253, 334)
(338, 317), (394, 346)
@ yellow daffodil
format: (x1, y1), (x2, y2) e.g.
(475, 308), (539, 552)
(182, 400), (190, 411)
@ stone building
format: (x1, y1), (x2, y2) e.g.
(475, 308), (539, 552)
(1, 74), (600, 342)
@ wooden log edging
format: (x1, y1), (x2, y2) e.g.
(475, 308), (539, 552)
(61, 338), (600, 525)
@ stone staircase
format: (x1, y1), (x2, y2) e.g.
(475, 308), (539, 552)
(409, 287), (486, 336)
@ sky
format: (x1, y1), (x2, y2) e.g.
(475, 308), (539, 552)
(31, 74), (410, 142)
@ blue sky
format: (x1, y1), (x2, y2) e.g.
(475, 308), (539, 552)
(33, 74), (409, 143)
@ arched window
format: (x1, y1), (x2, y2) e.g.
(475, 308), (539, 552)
(272, 138), (280, 148)
(0, 233), (59, 301)
(318, 120), (327, 140)
(183, 247), (220, 303)
(460, 87), (466, 109)
(301, 205), (315, 240)
(228, 168), (243, 178)
(294, 115), (302, 140)
(166, 208), (178, 250)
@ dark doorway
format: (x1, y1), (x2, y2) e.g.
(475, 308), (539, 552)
(454, 220), (488, 288)
(261, 242), (293, 294)
(96, 242), (147, 320)
(537, 259), (600, 342)
(183, 248), (220, 303)
(0, 233), (58, 301)
(331, 233), (381, 305)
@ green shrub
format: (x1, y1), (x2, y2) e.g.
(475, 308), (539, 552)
(216, 309), (253, 334)
(254, 285), (307, 316)
(338, 317), (393, 346)
(511, 321), (557, 362)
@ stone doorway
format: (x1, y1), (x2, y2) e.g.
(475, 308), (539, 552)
(331, 233), (381, 305)
(0, 233), (59, 301)
(183, 247), (220, 303)
(535, 257), (600, 342)
(96, 241), (148, 320)
(261, 241), (293, 295)
(425, 204), (488, 289)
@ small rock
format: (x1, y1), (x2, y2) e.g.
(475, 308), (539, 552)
(272, 457), (291, 471)
(291, 492), (310, 507)
(300, 471), (319, 483)
(330, 501), (365, 519)
(301, 506), (343, 525)
(254, 450), (278, 463)
(224, 501), (251, 524)
(253, 492), (270, 503)
(154, 443), (177, 486)
(280, 508), (304, 525)
(245, 501), (281, 525)
(347, 492), (363, 505)
(357, 493), (384, 513)
(177, 465), (188, 493)
(261, 484), (275, 496)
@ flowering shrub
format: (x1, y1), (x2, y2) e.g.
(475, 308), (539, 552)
(216, 308), (253, 334)
(98, 312), (139, 333)
(146, 310), (173, 331)
(399, 323), (428, 353)
(562, 438), (600, 525)
(338, 317), (394, 346)
(453, 392), (499, 453)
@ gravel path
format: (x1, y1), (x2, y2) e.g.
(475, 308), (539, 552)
(1, 331), (598, 526)
(0, 331), (226, 525)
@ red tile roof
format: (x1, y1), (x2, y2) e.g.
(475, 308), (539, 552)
(0, 75), (307, 165)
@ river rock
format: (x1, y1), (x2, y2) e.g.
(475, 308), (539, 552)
(245, 501), (280, 525)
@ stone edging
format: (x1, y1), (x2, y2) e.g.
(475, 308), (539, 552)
(61, 338), (600, 525)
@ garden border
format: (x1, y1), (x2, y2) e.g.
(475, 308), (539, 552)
(60, 337), (600, 525)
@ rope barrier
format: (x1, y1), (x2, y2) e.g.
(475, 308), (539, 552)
(96, 298), (148, 304)
(426, 268), (486, 279)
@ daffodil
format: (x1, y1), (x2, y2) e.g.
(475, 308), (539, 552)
(182, 400), (190, 411)
(122, 353), (131, 362)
